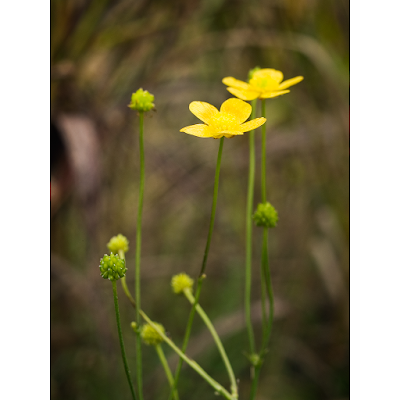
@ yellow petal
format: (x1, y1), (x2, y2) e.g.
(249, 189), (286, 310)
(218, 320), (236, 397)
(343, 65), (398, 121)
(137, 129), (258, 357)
(278, 76), (304, 90)
(238, 117), (266, 132)
(254, 69), (284, 84)
(220, 98), (252, 124)
(180, 124), (215, 138)
(222, 77), (251, 90)
(227, 87), (260, 101)
(189, 101), (219, 124)
(260, 90), (290, 99)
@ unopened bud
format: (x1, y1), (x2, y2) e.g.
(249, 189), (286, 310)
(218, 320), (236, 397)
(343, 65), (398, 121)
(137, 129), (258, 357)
(128, 88), (155, 112)
(141, 322), (165, 346)
(99, 253), (127, 281)
(252, 202), (278, 228)
(171, 273), (194, 294)
(107, 234), (129, 254)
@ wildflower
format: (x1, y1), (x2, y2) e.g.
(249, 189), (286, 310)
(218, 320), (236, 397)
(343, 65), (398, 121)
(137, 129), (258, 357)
(180, 98), (266, 139)
(222, 68), (303, 100)
(99, 253), (127, 280)
(253, 202), (278, 228)
(107, 234), (129, 254)
(171, 273), (194, 294)
(128, 88), (155, 112)
(141, 322), (165, 346)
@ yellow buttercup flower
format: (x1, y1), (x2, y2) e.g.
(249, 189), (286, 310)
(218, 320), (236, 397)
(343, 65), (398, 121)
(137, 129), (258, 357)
(180, 98), (266, 139)
(222, 68), (303, 101)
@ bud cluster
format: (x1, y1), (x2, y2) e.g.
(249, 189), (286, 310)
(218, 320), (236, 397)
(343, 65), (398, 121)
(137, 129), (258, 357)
(107, 234), (129, 254)
(247, 353), (263, 367)
(128, 88), (155, 112)
(99, 253), (127, 281)
(171, 273), (194, 294)
(141, 322), (165, 346)
(252, 202), (278, 228)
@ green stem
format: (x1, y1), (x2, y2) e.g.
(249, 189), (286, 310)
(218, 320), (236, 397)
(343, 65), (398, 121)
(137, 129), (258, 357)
(155, 344), (179, 400)
(139, 310), (234, 400)
(259, 99), (274, 351)
(121, 278), (232, 399)
(259, 235), (268, 338)
(245, 99), (257, 354)
(261, 228), (274, 351)
(183, 289), (238, 399)
(170, 138), (224, 399)
(121, 276), (136, 307)
(136, 111), (145, 400)
(112, 280), (137, 400)
(249, 99), (275, 400)
(261, 99), (266, 203)
(169, 278), (203, 400)
(249, 232), (273, 400)
(249, 365), (262, 400)
(200, 137), (224, 277)
(118, 250), (136, 308)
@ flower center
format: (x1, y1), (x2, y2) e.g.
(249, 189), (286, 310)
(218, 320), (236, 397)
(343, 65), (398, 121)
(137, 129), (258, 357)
(249, 76), (279, 91)
(211, 113), (236, 131)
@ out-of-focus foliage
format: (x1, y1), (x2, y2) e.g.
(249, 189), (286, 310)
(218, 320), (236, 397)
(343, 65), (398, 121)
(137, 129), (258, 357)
(51, 0), (349, 399)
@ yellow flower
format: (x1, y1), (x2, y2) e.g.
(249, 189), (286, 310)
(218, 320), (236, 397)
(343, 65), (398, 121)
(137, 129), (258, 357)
(180, 98), (266, 139)
(222, 68), (303, 101)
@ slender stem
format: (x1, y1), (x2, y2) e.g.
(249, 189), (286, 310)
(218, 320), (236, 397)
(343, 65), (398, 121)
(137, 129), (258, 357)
(261, 99), (266, 203)
(259, 99), (274, 350)
(261, 228), (274, 351)
(170, 138), (224, 398)
(249, 233), (273, 400)
(249, 99), (275, 400)
(118, 250), (136, 308)
(183, 289), (238, 399)
(200, 137), (224, 277)
(249, 365), (262, 400)
(155, 344), (179, 400)
(169, 278), (203, 400)
(260, 234), (268, 338)
(121, 278), (232, 399)
(112, 280), (137, 400)
(245, 99), (257, 354)
(136, 111), (145, 400)
(139, 309), (234, 400)
(121, 277), (136, 307)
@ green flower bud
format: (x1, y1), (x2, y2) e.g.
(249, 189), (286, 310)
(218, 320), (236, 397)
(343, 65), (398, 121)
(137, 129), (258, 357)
(107, 234), (129, 254)
(171, 273), (194, 294)
(128, 88), (155, 112)
(247, 353), (263, 367)
(141, 322), (165, 346)
(131, 322), (139, 333)
(248, 66), (261, 81)
(252, 202), (278, 228)
(99, 253), (127, 281)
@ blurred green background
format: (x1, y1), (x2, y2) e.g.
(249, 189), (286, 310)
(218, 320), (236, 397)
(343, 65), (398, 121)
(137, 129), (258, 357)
(51, 0), (349, 399)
